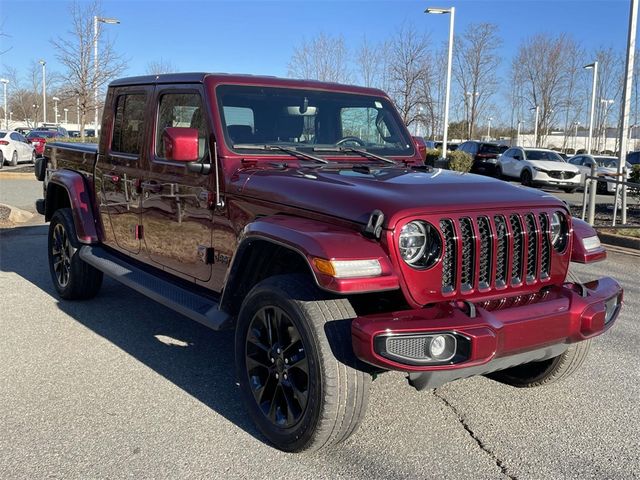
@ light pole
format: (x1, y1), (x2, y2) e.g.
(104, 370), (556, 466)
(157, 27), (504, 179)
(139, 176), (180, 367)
(530, 106), (539, 147)
(53, 96), (60, 124)
(64, 108), (69, 125)
(465, 91), (479, 139)
(584, 61), (599, 154)
(39, 60), (46, 124)
(600, 98), (614, 152)
(94, 16), (120, 136)
(487, 117), (493, 139)
(516, 120), (523, 146)
(426, 6), (455, 161)
(0, 78), (8, 130)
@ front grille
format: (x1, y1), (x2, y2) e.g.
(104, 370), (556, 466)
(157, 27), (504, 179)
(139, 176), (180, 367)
(548, 171), (577, 180)
(439, 211), (553, 294)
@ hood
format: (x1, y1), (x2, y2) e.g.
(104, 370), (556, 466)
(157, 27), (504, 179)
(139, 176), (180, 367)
(528, 160), (580, 172)
(231, 165), (566, 228)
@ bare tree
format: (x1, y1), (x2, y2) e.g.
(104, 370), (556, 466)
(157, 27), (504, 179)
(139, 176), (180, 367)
(386, 24), (430, 127)
(51, 0), (126, 140)
(356, 36), (382, 88)
(287, 33), (351, 83)
(453, 23), (502, 140)
(513, 33), (580, 146)
(146, 58), (178, 75)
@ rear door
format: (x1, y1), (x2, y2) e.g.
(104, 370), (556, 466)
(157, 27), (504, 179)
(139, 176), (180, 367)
(96, 86), (152, 255)
(139, 84), (214, 283)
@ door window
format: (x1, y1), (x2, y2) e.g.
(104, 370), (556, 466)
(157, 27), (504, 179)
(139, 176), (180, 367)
(155, 92), (207, 160)
(111, 94), (147, 155)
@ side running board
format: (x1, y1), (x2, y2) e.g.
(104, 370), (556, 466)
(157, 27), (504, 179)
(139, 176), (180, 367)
(79, 245), (231, 330)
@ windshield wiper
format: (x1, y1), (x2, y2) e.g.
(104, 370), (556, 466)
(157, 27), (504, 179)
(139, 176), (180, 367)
(312, 146), (397, 165)
(233, 144), (329, 164)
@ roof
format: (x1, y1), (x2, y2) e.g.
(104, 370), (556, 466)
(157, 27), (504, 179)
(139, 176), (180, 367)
(108, 72), (387, 97)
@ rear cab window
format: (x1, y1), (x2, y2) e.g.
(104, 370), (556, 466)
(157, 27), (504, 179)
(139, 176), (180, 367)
(111, 93), (147, 157)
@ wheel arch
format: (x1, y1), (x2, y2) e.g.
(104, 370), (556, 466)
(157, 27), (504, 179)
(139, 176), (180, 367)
(45, 170), (100, 244)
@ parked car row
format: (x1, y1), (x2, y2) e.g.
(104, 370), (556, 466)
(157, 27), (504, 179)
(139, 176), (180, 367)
(430, 139), (636, 195)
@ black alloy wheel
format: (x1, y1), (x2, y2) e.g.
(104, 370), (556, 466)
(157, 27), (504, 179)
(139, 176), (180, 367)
(245, 305), (310, 428)
(51, 222), (73, 288)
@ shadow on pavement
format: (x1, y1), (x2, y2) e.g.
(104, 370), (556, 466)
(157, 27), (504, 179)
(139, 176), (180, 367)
(0, 223), (262, 443)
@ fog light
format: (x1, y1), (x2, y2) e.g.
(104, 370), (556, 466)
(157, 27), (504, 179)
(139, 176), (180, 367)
(429, 335), (446, 357)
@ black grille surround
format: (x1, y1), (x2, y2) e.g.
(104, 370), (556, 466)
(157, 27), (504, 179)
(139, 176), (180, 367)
(396, 209), (568, 302)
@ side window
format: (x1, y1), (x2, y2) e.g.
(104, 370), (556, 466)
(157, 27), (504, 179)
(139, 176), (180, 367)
(111, 93), (146, 155)
(156, 92), (207, 160)
(513, 149), (523, 160)
(503, 148), (514, 157)
(10, 132), (20, 141)
(459, 142), (468, 153)
(470, 143), (479, 154)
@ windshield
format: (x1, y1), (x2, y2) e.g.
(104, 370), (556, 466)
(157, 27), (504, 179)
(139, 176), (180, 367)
(216, 85), (414, 157)
(525, 150), (563, 162)
(595, 157), (619, 168)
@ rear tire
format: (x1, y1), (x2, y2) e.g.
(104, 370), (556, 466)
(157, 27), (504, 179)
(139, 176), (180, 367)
(0, 150), (4, 169)
(48, 208), (103, 300)
(30, 150), (36, 164)
(235, 274), (370, 452)
(10, 150), (18, 166)
(488, 340), (592, 388)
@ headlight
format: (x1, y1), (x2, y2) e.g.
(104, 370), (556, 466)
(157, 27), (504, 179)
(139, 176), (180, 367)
(533, 167), (548, 173)
(550, 212), (569, 252)
(398, 220), (441, 269)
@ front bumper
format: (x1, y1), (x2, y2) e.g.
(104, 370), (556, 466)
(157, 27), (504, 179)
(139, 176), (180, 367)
(532, 171), (581, 188)
(352, 277), (622, 389)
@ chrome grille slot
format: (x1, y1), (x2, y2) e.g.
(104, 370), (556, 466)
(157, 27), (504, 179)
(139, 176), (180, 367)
(440, 219), (457, 293)
(477, 216), (492, 289)
(459, 218), (475, 292)
(494, 215), (509, 288)
(509, 214), (524, 285)
(524, 213), (538, 283)
(539, 213), (551, 278)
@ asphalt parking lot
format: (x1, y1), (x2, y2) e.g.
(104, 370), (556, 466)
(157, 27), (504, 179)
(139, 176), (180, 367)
(1, 213), (639, 479)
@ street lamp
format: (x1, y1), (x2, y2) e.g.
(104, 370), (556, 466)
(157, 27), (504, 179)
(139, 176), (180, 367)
(39, 59), (46, 124)
(530, 106), (539, 147)
(94, 16), (120, 136)
(584, 61), (599, 154)
(64, 108), (69, 124)
(516, 120), (523, 146)
(600, 98), (615, 152)
(426, 6), (455, 161)
(487, 117), (493, 139)
(0, 78), (8, 130)
(53, 96), (60, 124)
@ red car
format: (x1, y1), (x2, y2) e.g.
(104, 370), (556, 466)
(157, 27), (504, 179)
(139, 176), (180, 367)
(26, 129), (66, 157)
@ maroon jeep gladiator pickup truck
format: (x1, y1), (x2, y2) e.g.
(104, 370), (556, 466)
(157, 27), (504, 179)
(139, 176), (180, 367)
(36, 73), (623, 452)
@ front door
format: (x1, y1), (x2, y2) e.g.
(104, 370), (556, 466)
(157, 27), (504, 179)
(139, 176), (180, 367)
(140, 86), (214, 283)
(97, 87), (152, 255)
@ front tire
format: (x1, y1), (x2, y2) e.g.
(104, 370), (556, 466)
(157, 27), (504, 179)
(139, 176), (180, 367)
(48, 208), (103, 299)
(520, 169), (533, 187)
(488, 340), (592, 388)
(235, 274), (370, 452)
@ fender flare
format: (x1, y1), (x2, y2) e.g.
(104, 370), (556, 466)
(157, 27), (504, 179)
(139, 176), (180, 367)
(222, 215), (399, 305)
(570, 217), (606, 263)
(46, 169), (99, 244)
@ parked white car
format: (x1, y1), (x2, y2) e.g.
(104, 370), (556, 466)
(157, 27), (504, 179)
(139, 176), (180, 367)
(0, 130), (36, 168)
(567, 154), (631, 194)
(497, 147), (582, 192)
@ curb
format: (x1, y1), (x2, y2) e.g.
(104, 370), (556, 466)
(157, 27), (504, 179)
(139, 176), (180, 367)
(0, 172), (36, 179)
(597, 231), (640, 251)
